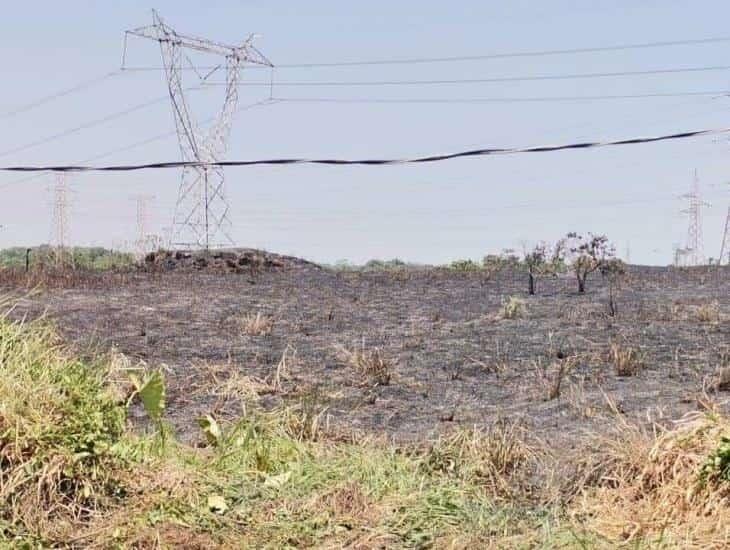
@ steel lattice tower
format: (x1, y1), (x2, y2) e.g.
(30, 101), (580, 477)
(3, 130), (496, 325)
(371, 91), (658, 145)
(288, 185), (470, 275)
(50, 174), (70, 266)
(126, 11), (273, 250)
(680, 170), (709, 266)
(131, 194), (156, 257)
(720, 206), (730, 265)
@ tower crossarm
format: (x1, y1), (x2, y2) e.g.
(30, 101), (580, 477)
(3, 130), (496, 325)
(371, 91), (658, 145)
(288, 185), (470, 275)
(127, 11), (273, 67)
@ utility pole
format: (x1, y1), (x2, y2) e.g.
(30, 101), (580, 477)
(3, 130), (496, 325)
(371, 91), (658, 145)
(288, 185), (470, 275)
(124, 10), (273, 250)
(680, 170), (709, 266)
(50, 174), (70, 267)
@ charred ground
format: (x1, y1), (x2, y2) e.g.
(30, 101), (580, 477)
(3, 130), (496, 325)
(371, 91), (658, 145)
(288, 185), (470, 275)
(4, 251), (729, 450)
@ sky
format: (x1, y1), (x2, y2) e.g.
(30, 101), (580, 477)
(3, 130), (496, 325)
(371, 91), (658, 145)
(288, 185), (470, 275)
(1, 0), (730, 265)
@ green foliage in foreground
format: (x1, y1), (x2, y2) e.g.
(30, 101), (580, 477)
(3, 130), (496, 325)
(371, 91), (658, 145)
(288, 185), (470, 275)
(0, 245), (134, 270)
(0, 314), (586, 548)
(701, 436), (730, 483)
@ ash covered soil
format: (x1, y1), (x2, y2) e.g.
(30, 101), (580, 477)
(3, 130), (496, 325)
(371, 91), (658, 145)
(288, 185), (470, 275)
(6, 250), (730, 448)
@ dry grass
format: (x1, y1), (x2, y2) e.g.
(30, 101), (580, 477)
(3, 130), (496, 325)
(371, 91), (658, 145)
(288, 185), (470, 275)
(334, 343), (394, 386)
(532, 356), (576, 400)
(707, 366), (730, 393)
(423, 421), (538, 502)
(498, 295), (527, 320)
(240, 311), (275, 336)
(696, 301), (722, 324)
(609, 341), (645, 377)
(193, 361), (273, 405)
(570, 410), (730, 548)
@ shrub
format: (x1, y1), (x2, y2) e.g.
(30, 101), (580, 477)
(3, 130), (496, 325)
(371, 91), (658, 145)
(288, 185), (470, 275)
(499, 296), (526, 319)
(449, 259), (481, 272)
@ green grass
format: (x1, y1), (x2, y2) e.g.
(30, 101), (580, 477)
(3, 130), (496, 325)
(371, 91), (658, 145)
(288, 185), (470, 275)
(4, 308), (727, 548)
(0, 312), (570, 548)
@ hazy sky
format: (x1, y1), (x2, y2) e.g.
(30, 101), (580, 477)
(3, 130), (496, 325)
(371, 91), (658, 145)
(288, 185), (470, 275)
(1, 1), (730, 264)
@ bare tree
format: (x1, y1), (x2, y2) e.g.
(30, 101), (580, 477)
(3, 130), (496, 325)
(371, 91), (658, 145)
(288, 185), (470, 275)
(601, 258), (626, 316)
(523, 244), (547, 295)
(566, 233), (614, 293)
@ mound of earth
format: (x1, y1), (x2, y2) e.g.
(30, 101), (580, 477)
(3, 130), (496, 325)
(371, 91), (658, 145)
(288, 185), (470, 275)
(142, 248), (320, 274)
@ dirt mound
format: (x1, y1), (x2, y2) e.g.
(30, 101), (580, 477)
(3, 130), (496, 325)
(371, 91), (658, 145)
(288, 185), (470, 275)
(142, 248), (320, 274)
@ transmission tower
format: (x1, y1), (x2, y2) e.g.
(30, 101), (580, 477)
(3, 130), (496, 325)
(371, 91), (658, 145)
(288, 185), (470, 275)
(50, 174), (70, 266)
(679, 170), (710, 266)
(720, 206), (730, 265)
(125, 10), (273, 250)
(131, 194), (156, 257)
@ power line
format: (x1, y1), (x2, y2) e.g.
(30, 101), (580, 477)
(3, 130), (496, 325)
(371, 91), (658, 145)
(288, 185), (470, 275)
(200, 65), (730, 87)
(120, 35), (730, 70)
(0, 93), (179, 160)
(0, 71), (121, 121)
(0, 99), (278, 190)
(271, 91), (729, 104)
(0, 87), (228, 160)
(1, 125), (727, 172)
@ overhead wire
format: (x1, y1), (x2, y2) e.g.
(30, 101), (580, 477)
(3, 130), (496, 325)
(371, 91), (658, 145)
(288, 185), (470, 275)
(0, 125), (727, 172)
(119, 35), (730, 70)
(0, 71), (121, 121)
(0, 93), (181, 160)
(199, 64), (730, 87)
(0, 98), (279, 190)
(270, 91), (729, 104)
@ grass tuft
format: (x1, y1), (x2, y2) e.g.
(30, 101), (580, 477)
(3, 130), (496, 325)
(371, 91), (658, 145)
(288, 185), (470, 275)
(334, 343), (394, 386)
(499, 295), (527, 320)
(240, 312), (275, 336)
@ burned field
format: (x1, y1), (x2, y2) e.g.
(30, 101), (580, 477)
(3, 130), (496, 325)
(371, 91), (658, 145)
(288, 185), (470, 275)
(6, 253), (729, 449)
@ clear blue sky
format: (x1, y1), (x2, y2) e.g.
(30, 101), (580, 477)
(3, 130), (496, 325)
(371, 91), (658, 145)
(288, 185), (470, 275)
(1, 1), (730, 264)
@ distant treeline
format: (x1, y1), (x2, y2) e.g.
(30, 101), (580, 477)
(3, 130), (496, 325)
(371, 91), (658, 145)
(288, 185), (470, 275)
(0, 246), (135, 270)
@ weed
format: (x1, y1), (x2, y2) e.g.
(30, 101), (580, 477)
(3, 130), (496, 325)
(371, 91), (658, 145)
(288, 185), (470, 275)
(533, 357), (575, 400)
(499, 295), (527, 320)
(240, 312), (275, 336)
(696, 301), (721, 324)
(334, 343), (394, 386)
(571, 412), (730, 547)
(609, 342), (644, 376)
(422, 421), (536, 502)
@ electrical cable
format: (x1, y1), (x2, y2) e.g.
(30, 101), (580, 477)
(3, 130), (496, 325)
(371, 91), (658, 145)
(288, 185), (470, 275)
(270, 91), (729, 104)
(119, 35), (730, 70)
(200, 65), (730, 87)
(0, 99), (278, 190)
(0, 125), (726, 172)
(0, 71), (121, 121)
(0, 89), (208, 160)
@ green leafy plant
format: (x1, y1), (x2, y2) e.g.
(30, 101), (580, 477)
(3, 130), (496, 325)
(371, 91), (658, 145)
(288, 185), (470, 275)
(129, 370), (166, 422)
(700, 436), (730, 483)
(199, 414), (223, 447)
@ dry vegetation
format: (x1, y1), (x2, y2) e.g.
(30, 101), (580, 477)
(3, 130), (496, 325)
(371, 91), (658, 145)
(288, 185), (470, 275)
(240, 311), (275, 336)
(1, 256), (730, 547)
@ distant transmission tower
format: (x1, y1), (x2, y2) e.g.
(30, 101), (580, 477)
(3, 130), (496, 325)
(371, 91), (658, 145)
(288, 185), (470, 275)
(125, 10), (273, 250)
(720, 205), (730, 265)
(131, 194), (156, 257)
(679, 170), (709, 266)
(50, 174), (70, 266)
